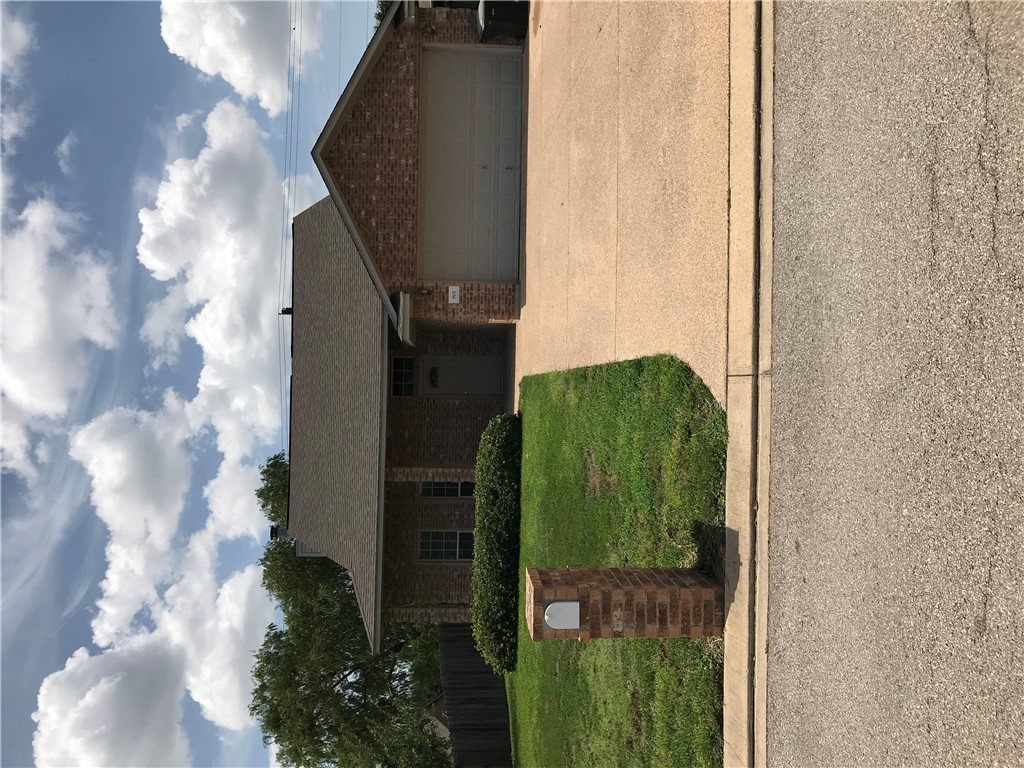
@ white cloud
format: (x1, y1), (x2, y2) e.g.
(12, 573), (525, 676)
(2, 7), (283, 763)
(28, 92), (288, 760)
(32, 543), (274, 765)
(137, 100), (284, 461)
(205, 460), (265, 541)
(24, 78), (296, 760)
(140, 282), (191, 370)
(32, 636), (191, 768)
(37, 447), (273, 754)
(160, 1), (321, 117)
(1, 99), (31, 150)
(1, 4), (34, 82)
(158, 533), (273, 731)
(56, 427), (272, 745)
(55, 130), (78, 175)
(174, 110), (199, 133)
(68, 394), (192, 647)
(1, 4), (34, 153)
(1, 198), (119, 479)
(130, 171), (161, 211)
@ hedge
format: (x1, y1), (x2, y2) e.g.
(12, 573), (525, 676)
(471, 414), (523, 675)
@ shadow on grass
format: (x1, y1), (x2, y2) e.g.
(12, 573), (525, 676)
(692, 519), (727, 584)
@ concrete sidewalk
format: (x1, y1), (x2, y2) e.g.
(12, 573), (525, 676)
(514, 3), (771, 766)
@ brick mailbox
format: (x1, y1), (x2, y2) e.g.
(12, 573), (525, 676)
(525, 566), (724, 642)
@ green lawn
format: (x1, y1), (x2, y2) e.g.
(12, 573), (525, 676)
(506, 355), (728, 768)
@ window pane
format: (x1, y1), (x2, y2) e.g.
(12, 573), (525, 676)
(458, 532), (474, 560)
(419, 530), (474, 560)
(392, 358), (414, 396)
(422, 482), (467, 498)
(460, 482), (476, 497)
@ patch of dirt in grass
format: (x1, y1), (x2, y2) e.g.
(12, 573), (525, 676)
(662, 509), (699, 567)
(586, 448), (618, 498)
(626, 686), (644, 748)
(694, 636), (725, 666)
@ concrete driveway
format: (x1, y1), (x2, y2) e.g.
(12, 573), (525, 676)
(767, 2), (1024, 764)
(514, 1), (731, 406)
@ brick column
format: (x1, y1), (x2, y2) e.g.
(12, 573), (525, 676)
(525, 566), (724, 642)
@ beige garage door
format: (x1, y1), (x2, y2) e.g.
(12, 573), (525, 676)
(419, 46), (522, 282)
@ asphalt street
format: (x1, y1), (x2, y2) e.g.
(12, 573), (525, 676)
(767, 2), (1024, 765)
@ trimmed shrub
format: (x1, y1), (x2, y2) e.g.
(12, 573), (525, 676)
(471, 413), (523, 674)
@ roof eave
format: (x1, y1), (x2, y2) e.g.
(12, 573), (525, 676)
(369, 312), (390, 653)
(311, 154), (399, 332)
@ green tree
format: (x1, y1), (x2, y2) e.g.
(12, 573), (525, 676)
(401, 623), (443, 706)
(374, 0), (392, 29)
(251, 457), (449, 767)
(256, 451), (289, 526)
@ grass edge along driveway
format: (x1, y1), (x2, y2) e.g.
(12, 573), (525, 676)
(507, 355), (728, 768)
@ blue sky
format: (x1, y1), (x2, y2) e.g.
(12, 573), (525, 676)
(1, 3), (377, 765)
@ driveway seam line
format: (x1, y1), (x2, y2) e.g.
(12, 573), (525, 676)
(748, 3), (764, 764)
(614, 0), (619, 359)
(725, 0), (732, 396)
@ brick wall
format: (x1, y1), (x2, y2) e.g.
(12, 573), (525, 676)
(321, 7), (521, 326)
(386, 325), (507, 469)
(410, 282), (519, 326)
(380, 324), (510, 622)
(525, 567), (725, 642)
(381, 481), (474, 623)
(388, 398), (500, 468)
(385, 466), (475, 483)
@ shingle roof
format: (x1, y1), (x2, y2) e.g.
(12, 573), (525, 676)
(288, 197), (387, 651)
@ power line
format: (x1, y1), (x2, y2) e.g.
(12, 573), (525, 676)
(281, 1), (305, 455)
(276, 0), (299, 453)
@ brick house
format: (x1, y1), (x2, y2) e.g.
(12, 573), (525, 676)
(287, 1), (524, 653)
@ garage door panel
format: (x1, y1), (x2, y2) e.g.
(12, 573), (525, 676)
(499, 141), (518, 169)
(500, 57), (519, 81)
(475, 56), (495, 80)
(472, 189), (489, 214)
(500, 85), (519, 111)
(472, 221), (494, 251)
(473, 165), (493, 192)
(475, 82), (496, 109)
(421, 47), (521, 282)
(497, 223), (517, 253)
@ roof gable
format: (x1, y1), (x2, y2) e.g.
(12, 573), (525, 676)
(311, 0), (405, 325)
(311, 3), (487, 300)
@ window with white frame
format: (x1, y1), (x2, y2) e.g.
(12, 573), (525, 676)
(392, 357), (414, 396)
(419, 481), (476, 499)
(418, 530), (474, 561)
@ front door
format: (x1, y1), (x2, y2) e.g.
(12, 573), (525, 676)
(420, 356), (504, 398)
